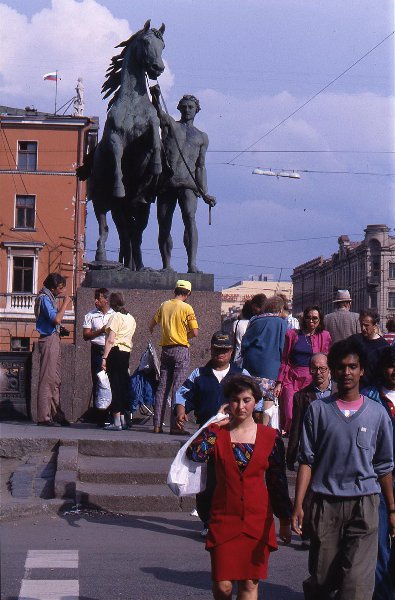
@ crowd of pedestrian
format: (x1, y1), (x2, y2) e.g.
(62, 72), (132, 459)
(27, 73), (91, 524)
(34, 273), (394, 600)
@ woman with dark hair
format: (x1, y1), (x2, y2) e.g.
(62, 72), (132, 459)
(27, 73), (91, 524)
(274, 305), (331, 434)
(232, 300), (254, 366)
(187, 374), (292, 599)
(34, 272), (71, 426)
(102, 292), (136, 430)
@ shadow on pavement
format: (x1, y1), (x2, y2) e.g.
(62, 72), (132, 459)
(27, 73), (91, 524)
(60, 508), (204, 541)
(140, 566), (304, 598)
(141, 566), (211, 591)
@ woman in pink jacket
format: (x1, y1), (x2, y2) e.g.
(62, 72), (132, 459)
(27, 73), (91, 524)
(273, 306), (331, 434)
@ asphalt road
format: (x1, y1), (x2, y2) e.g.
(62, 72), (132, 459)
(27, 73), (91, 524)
(1, 510), (307, 599)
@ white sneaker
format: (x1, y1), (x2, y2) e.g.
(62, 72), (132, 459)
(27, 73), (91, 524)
(190, 509), (198, 517)
(200, 528), (208, 538)
(104, 423), (122, 431)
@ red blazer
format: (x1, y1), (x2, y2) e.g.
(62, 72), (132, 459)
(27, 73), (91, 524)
(206, 424), (278, 551)
(277, 329), (332, 383)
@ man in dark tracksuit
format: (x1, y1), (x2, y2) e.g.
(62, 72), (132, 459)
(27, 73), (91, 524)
(175, 331), (249, 535)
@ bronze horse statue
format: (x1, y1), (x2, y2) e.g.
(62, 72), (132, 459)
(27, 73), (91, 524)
(77, 20), (165, 270)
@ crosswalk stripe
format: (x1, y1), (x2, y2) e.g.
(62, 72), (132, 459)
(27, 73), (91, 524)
(19, 550), (79, 600)
(25, 550), (78, 569)
(19, 579), (79, 600)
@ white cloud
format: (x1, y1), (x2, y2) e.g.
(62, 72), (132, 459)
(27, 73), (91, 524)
(0, 0), (174, 117)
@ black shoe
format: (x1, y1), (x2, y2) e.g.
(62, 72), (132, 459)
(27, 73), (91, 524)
(54, 418), (70, 426)
(37, 421), (61, 427)
(170, 428), (190, 436)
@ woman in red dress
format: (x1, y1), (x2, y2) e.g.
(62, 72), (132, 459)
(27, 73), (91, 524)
(187, 374), (292, 599)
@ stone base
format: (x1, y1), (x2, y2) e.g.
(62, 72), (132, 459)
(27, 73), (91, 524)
(30, 281), (221, 423)
(82, 269), (214, 291)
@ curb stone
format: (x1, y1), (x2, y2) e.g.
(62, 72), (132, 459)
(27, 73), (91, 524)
(0, 498), (73, 522)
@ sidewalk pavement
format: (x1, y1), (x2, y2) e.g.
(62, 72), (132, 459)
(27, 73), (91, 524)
(0, 420), (195, 454)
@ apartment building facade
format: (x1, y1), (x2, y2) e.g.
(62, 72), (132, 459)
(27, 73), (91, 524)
(0, 106), (98, 351)
(292, 224), (395, 321)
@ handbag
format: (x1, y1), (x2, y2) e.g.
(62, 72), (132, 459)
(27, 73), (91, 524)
(167, 412), (228, 497)
(96, 369), (112, 410)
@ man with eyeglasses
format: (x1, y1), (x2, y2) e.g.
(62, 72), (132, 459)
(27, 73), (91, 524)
(287, 353), (335, 471)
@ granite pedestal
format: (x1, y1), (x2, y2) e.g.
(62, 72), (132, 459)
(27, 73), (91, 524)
(31, 272), (221, 423)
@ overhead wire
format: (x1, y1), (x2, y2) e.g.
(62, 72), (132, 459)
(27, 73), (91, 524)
(228, 30), (395, 164)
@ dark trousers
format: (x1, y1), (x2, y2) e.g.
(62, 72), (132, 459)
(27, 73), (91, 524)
(106, 347), (130, 414)
(196, 460), (216, 528)
(373, 492), (395, 600)
(304, 493), (379, 600)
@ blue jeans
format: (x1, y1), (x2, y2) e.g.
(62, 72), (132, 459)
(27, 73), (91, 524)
(373, 492), (394, 600)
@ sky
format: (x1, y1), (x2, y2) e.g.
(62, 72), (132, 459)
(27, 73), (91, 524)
(1, 0), (394, 289)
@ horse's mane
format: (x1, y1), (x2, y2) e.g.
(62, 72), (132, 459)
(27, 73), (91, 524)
(102, 23), (164, 112)
(101, 31), (139, 112)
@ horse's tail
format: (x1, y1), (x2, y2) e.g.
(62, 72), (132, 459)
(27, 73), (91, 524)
(76, 146), (96, 181)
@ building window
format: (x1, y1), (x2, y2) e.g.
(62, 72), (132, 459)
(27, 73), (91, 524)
(390, 263), (395, 279)
(15, 195), (35, 229)
(389, 292), (395, 309)
(369, 292), (377, 309)
(12, 257), (34, 292)
(11, 337), (30, 352)
(17, 141), (37, 170)
(371, 260), (381, 278)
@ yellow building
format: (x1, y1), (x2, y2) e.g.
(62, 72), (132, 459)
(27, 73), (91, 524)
(221, 279), (293, 319)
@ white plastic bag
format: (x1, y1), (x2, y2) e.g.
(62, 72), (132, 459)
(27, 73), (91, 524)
(264, 399), (279, 431)
(96, 369), (112, 410)
(167, 412), (228, 497)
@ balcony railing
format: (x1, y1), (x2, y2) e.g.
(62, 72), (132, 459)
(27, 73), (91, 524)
(0, 293), (37, 313)
(0, 293), (75, 321)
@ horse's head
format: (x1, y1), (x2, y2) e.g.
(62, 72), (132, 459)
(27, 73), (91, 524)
(137, 20), (165, 80)
(102, 21), (166, 110)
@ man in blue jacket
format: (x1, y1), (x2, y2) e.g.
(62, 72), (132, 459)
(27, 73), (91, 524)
(175, 331), (250, 535)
